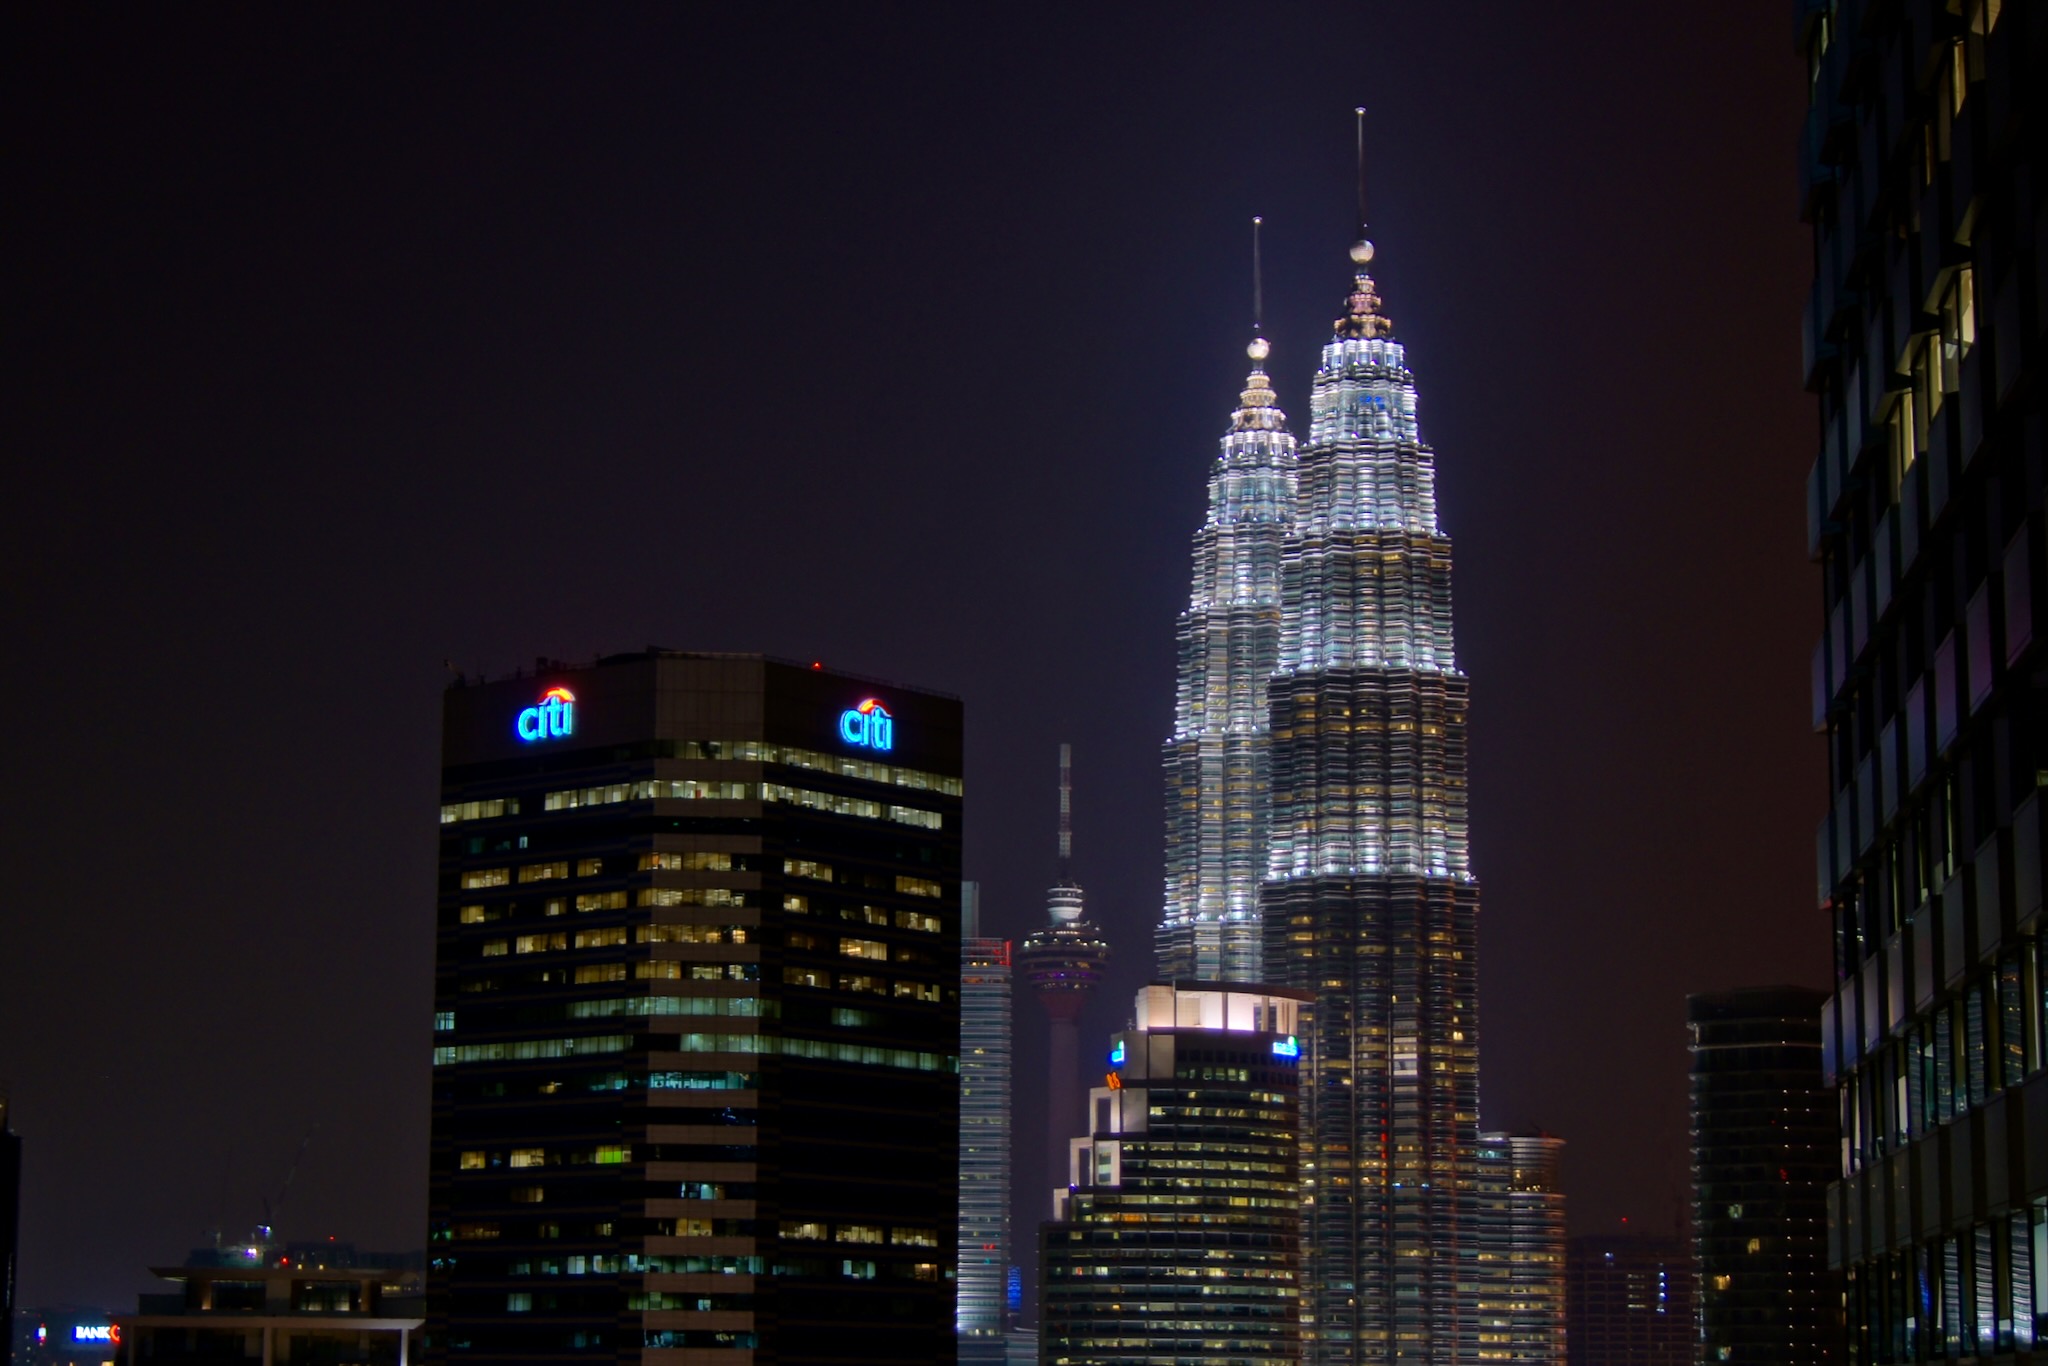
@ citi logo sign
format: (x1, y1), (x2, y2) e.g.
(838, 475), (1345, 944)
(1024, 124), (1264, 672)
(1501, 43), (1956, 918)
(516, 687), (576, 742)
(838, 698), (894, 752)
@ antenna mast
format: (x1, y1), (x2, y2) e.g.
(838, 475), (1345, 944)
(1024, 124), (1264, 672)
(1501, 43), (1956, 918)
(1057, 743), (1073, 877)
(1354, 106), (1369, 236)
(1252, 216), (1264, 337)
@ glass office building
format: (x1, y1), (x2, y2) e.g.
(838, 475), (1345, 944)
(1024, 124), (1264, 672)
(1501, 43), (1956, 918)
(1261, 233), (1480, 1366)
(1159, 333), (1298, 983)
(427, 652), (963, 1364)
(1040, 983), (1307, 1366)
(958, 884), (1013, 1362)
(1467, 1132), (1565, 1366)
(1797, 0), (2047, 1359)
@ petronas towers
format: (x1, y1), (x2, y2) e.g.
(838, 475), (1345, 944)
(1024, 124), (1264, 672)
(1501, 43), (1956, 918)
(1158, 217), (1486, 1365)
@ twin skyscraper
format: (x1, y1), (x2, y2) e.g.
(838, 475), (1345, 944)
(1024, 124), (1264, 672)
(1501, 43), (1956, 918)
(1150, 202), (1498, 1362)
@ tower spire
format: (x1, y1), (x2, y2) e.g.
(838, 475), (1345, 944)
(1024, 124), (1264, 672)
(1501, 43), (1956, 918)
(1337, 108), (1393, 340)
(1056, 742), (1073, 879)
(1355, 106), (1369, 239)
(1252, 215), (1264, 339)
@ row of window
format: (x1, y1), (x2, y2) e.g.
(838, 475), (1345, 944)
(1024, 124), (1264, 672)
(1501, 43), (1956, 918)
(1841, 936), (2044, 1173)
(776, 1222), (938, 1247)
(519, 778), (944, 830)
(1846, 1199), (2043, 1359)
(780, 968), (942, 1002)
(460, 1145), (631, 1170)
(432, 1032), (955, 1072)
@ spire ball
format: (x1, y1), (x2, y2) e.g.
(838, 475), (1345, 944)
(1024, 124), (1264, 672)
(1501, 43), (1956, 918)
(1350, 240), (1375, 265)
(1247, 337), (1270, 362)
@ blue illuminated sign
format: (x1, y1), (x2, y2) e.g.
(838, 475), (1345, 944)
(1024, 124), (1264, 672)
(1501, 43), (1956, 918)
(1272, 1036), (1300, 1059)
(838, 697), (894, 751)
(516, 687), (576, 743)
(1108, 1040), (1125, 1066)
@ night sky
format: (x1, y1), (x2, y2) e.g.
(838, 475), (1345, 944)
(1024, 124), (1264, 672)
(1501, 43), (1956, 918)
(3, 3), (1825, 1311)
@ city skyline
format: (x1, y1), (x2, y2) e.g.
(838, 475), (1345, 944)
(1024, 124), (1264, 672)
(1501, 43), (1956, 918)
(3, 2), (1824, 1313)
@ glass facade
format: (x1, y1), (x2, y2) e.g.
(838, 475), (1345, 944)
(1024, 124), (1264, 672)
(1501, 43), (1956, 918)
(427, 652), (962, 1364)
(1799, 2), (2047, 1361)
(1467, 1133), (1565, 1366)
(1688, 988), (1841, 1366)
(1159, 337), (1299, 983)
(1261, 238), (1481, 1366)
(959, 884), (1014, 1357)
(1040, 984), (1307, 1366)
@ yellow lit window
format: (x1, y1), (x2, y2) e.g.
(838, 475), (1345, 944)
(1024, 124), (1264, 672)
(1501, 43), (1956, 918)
(508, 1148), (545, 1168)
(895, 910), (941, 933)
(574, 963), (627, 984)
(837, 974), (886, 995)
(835, 1225), (883, 1244)
(780, 1222), (827, 1241)
(889, 1228), (938, 1247)
(576, 858), (602, 877)
(575, 892), (626, 912)
(895, 875), (942, 898)
(481, 940), (509, 958)
(785, 859), (833, 882)
(893, 981), (941, 1002)
(784, 894), (809, 913)
(459, 1151), (487, 1170)
(461, 868), (510, 890)
(574, 928), (628, 949)
(458, 905), (489, 924)
(518, 861), (569, 884)
(839, 938), (888, 961)
(510, 1186), (544, 1204)
(784, 967), (827, 988)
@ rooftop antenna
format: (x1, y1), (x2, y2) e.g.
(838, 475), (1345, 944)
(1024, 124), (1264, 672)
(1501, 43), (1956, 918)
(1354, 106), (1369, 237)
(1056, 743), (1073, 879)
(1252, 216), (1264, 337)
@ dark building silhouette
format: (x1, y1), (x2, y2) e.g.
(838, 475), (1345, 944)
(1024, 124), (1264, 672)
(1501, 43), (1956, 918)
(1688, 987), (1841, 1366)
(429, 652), (962, 1363)
(1040, 984), (1307, 1366)
(2, 1096), (17, 1366)
(1797, 0), (2048, 1360)
(1564, 1233), (1693, 1366)
(117, 1238), (424, 1366)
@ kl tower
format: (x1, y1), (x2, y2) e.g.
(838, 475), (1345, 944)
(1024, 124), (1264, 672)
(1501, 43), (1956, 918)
(1017, 743), (1111, 1202)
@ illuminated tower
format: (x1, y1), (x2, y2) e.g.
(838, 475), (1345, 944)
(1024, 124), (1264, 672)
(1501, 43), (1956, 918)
(956, 884), (1013, 1362)
(1261, 119), (1480, 1366)
(1159, 218), (1299, 983)
(1017, 745), (1110, 1213)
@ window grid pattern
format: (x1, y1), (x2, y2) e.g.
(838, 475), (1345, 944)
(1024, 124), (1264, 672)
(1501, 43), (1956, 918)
(1160, 342), (1299, 983)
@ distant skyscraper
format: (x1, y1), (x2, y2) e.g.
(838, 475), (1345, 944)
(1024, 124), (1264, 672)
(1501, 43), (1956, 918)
(1468, 1132), (1565, 1366)
(1564, 1233), (1693, 1366)
(1, 1095), (17, 1366)
(958, 882), (1014, 1362)
(1040, 982), (1308, 1365)
(1688, 987), (1840, 1366)
(428, 652), (963, 1364)
(1159, 224), (1298, 984)
(1018, 746), (1111, 1218)
(1261, 170), (1479, 1363)
(1799, 3), (2046, 1362)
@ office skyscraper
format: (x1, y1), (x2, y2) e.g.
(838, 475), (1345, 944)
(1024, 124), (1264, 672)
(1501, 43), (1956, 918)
(1468, 1132), (1565, 1366)
(1159, 232), (1299, 983)
(1, 1095), (17, 1366)
(1688, 987), (1840, 1366)
(958, 883), (1013, 1362)
(1261, 199), (1479, 1362)
(1040, 983), (1308, 1366)
(1019, 746), (1111, 1220)
(428, 652), (962, 1364)
(1564, 1233), (1693, 1366)
(1799, 1), (2046, 1361)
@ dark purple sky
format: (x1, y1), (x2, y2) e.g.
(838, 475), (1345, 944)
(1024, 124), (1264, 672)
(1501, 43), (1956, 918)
(2, 3), (1824, 1310)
